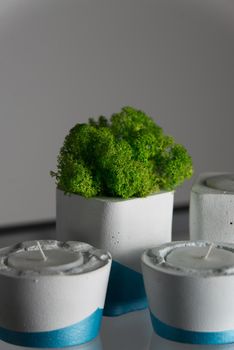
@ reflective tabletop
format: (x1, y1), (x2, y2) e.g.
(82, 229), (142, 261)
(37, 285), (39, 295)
(1, 313), (234, 350)
(0, 208), (189, 350)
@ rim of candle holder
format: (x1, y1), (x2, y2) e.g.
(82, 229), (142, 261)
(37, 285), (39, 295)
(0, 240), (112, 278)
(142, 241), (234, 277)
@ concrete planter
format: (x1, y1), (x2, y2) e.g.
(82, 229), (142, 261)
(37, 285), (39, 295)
(56, 189), (174, 316)
(190, 173), (234, 242)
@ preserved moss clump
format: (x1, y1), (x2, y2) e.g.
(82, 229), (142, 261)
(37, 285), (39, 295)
(52, 106), (193, 198)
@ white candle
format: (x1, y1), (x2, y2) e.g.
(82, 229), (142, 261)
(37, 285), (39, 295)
(166, 244), (234, 270)
(0, 240), (111, 348)
(142, 241), (234, 345)
(7, 241), (84, 272)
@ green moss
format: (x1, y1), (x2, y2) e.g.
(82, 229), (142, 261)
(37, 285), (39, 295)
(52, 106), (193, 198)
(155, 143), (193, 191)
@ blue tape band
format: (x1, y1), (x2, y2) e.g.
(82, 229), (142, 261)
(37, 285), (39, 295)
(0, 308), (103, 348)
(150, 312), (234, 345)
(104, 260), (147, 316)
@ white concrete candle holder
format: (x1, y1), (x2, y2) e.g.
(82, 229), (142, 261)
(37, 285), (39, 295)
(190, 173), (234, 242)
(142, 241), (234, 345)
(56, 189), (174, 316)
(0, 240), (111, 348)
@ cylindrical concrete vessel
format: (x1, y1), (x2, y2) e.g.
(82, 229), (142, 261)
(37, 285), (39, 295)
(0, 240), (111, 348)
(190, 173), (234, 242)
(56, 189), (174, 316)
(142, 241), (234, 345)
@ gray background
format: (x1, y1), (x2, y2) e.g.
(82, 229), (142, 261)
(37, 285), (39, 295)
(0, 0), (233, 226)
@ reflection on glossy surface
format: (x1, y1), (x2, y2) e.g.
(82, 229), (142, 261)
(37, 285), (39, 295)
(101, 310), (152, 350)
(149, 332), (234, 350)
(0, 336), (102, 350)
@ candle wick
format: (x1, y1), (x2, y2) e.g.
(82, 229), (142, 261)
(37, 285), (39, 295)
(37, 241), (47, 261)
(203, 243), (214, 260)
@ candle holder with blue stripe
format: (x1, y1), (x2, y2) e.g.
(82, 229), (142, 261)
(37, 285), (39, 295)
(142, 242), (234, 345)
(0, 240), (111, 348)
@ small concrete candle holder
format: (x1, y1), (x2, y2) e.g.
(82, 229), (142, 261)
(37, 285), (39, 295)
(57, 189), (173, 316)
(190, 173), (234, 242)
(142, 241), (234, 345)
(0, 240), (111, 348)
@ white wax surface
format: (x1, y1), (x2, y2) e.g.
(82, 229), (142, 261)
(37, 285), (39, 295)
(166, 246), (234, 270)
(7, 249), (83, 272)
(206, 174), (234, 193)
(0, 240), (110, 276)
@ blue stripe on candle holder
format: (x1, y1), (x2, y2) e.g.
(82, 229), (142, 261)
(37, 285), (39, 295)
(150, 312), (234, 345)
(104, 260), (147, 316)
(0, 308), (103, 348)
